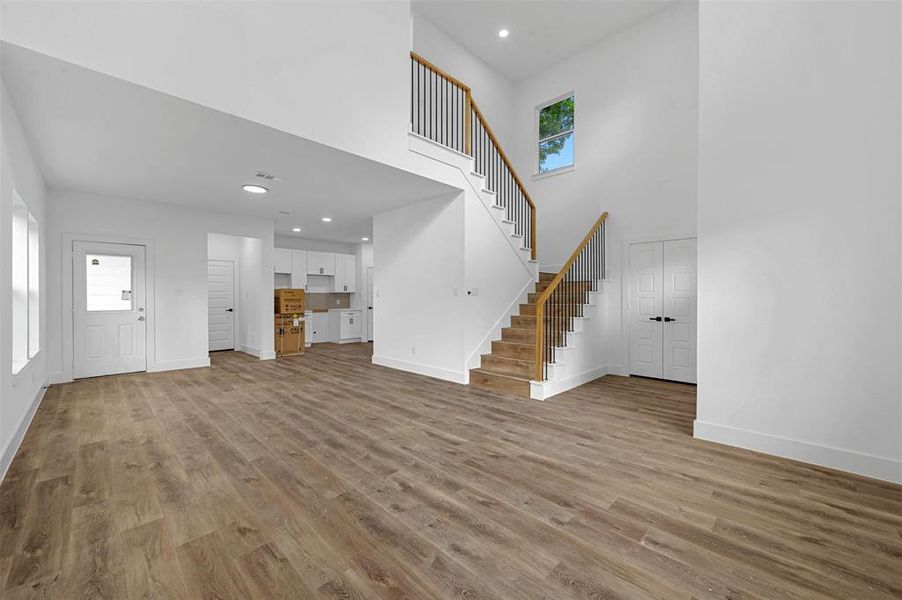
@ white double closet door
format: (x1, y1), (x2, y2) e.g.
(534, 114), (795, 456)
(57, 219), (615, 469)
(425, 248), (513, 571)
(629, 238), (697, 383)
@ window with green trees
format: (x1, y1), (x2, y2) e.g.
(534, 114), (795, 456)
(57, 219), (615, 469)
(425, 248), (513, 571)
(537, 95), (574, 174)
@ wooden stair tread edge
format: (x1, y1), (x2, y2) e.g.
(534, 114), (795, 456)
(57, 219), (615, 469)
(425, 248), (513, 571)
(469, 368), (531, 383)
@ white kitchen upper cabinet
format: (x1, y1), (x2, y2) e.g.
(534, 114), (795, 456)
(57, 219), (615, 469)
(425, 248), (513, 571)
(333, 253), (356, 293)
(290, 250), (308, 289)
(273, 248), (292, 274)
(307, 251), (335, 275)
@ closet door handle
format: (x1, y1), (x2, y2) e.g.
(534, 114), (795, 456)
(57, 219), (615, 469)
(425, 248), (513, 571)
(648, 316), (662, 322)
(664, 317), (675, 322)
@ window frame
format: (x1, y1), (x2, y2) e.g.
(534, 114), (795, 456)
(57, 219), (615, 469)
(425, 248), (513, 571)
(11, 190), (41, 377)
(534, 91), (575, 179)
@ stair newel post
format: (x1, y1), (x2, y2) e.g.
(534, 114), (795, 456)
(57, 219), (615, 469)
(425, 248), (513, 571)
(465, 92), (472, 156)
(530, 205), (537, 260)
(534, 301), (545, 381)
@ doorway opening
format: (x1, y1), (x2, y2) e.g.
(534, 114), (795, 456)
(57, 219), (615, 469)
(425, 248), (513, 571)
(628, 238), (697, 384)
(73, 240), (148, 378)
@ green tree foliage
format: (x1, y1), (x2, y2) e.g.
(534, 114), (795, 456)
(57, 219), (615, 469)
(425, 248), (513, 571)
(538, 97), (574, 162)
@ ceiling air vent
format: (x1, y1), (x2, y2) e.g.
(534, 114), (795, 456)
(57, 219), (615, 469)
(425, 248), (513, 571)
(255, 171), (281, 182)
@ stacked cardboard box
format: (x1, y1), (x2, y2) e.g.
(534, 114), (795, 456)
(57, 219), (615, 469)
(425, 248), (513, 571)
(274, 315), (304, 357)
(275, 288), (305, 315)
(275, 289), (306, 357)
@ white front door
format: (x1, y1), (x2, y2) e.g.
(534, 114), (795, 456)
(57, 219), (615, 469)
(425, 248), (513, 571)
(629, 238), (697, 384)
(73, 241), (147, 378)
(629, 242), (664, 378)
(366, 266), (374, 342)
(207, 259), (236, 351)
(662, 239), (697, 383)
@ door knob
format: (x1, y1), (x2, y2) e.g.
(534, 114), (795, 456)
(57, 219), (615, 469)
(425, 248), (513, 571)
(226, 308), (234, 312)
(138, 316), (145, 321)
(648, 316), (662, 322)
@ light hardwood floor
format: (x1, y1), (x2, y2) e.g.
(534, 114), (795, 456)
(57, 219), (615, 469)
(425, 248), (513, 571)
(1, 343), (900, 599)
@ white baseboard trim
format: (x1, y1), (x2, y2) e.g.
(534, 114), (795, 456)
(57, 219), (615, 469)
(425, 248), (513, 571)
(0, 377), (49, 483)
(236, 344), (261, 357)
(530, 364), (612, 401)
(46, 372), (73, 385)
(147, 357), (210, 373)
(693, 420), (902, 484)
(259, 350), (276, 360)
(372, 354), (467, 385)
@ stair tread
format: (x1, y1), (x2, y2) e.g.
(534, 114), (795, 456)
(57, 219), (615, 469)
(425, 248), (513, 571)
(470, 368), (531, 382)
(482, 354), (534, 365)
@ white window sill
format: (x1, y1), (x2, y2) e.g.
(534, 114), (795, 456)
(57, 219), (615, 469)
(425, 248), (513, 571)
(533, 165), (575, 181)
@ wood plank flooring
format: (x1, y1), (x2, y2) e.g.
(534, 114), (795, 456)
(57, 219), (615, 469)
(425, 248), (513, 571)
(1, 342), (900, 598)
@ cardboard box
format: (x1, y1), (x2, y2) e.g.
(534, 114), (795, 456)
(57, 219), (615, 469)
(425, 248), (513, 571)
(275, 288), (305, 315)
(274, 316), (305, 356)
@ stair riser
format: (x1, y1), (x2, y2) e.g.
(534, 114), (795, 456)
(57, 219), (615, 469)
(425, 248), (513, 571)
(481, 356), (533, 378)
(470, 371), (530, 396)
(528, 292), (589, 304)
(491, 341), (535, 360)
(519, 304), (573, 317)
(502, 327), (535, 343)
(510, 316), (536, 329)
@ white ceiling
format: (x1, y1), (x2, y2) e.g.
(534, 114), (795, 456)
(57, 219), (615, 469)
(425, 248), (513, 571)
(1, 43), (454, 243)
(413, 0), (676, 81)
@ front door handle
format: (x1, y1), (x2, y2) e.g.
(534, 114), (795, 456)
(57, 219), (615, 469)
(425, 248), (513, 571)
(648, 316), (662, 322)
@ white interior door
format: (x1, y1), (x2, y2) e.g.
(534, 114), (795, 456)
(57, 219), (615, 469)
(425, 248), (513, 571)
(366, 266), (374, 342)
(663, 239), (697, 383)
(629, 242), (664, 378)
(73, 241), (147, 378)
(208, 259), (236, 351)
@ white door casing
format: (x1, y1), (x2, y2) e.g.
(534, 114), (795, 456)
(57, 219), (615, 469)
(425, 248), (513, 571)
(629, 242), (664, 378)
(366, 266), (374, 342)
(628, 238), (697, 384)
(73, 241), (147, 378)
(663, 239), (697, 383)
(208, 259), (236, 351)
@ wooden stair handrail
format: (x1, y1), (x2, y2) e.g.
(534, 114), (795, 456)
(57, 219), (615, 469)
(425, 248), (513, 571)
(410, 51), (536, 260)
(469, 99), (538, 260)
(534, 211), (608, 380)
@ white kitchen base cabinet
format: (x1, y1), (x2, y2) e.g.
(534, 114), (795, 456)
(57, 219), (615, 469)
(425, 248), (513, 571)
(311, 312), (329, 344)
(328, 309), (362, 343)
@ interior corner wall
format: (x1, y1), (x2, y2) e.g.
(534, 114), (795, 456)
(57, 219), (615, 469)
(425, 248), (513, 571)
(510, 1), (699, 375)
(372, 193), (465, 382)
(411, 11), (516, 149)
(46, 189), (276, 381)
(207, 233), (264, 356)
(0, 78), (48, 480)
(0, 1), (413, 170)
(696, 0), (902, 483)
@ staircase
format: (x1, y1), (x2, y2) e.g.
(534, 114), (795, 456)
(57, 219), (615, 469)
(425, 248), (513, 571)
(469, 271), (555, 395)
(410, 51), (608, 399)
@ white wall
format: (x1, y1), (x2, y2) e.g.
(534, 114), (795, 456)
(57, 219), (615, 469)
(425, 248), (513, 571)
(1, 1), (413, 170)
(207, 233), (264, 355)
(412, 11), (516, 149)
(695, 1), (902, 483)
(373, 193), (465, 381)
(0, 79), (47, 479)
(511, 1), (699, 375)
(46, 189), (276, 382)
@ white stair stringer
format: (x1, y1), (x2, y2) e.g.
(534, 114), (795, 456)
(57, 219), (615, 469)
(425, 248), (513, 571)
(530, 281), (613, 401)
(408, 131), (537, 275)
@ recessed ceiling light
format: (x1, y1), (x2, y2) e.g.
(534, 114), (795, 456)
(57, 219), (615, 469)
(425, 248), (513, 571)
(242, 184), (267, 194)
(361, 237), (369, 241)
(498, 28), (509, 38)
(292, 227), (301, 232)
(322, 217), (332, 222)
